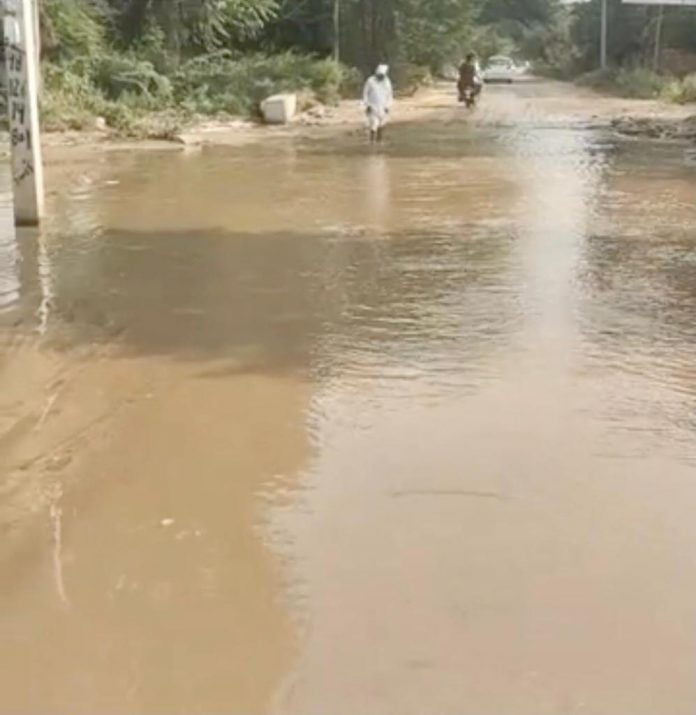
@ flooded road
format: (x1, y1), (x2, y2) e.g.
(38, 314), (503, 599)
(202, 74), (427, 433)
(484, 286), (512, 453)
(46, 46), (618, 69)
(1, 82), (696, 715)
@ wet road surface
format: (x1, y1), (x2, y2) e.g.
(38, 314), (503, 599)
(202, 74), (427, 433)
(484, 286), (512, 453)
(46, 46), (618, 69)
(1, 82), (696, 715)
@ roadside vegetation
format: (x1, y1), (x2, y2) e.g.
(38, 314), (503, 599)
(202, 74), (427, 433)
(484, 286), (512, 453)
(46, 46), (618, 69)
(37, 0), (355, 135)
(576, 67), (696, 103)
(3, 0), (695, 137)
(532, 0), (696, 103)
(3, 0), (556, 136)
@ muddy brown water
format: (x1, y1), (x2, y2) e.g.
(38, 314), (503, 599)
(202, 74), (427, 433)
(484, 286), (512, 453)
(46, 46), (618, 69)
(1, 85), (696, 715)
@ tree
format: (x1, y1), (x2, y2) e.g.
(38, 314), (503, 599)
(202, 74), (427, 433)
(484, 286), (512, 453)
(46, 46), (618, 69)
(570, 0), (696, 71)
(397, 0), (482, 70)
(110, 0), (278, 54)
(263, 0), (335, 56)
(479, 0), (556, 27)
(571, 0), (651, 69)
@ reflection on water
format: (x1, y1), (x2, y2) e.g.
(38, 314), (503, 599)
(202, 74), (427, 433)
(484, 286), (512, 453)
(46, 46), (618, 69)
(0, 228), (20, 313)
(1, 98), (696, 715)
(0, 173), (20, 314)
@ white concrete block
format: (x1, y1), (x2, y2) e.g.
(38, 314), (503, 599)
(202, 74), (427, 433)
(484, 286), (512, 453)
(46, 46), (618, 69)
(260, 93), (297, 124)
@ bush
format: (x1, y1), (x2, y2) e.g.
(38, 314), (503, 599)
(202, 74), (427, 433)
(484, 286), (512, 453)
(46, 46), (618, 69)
(339, 66), (364, 98)
(615, 68), (667, 99)
(391, 63), (432, 96)
(679, 73), (696, 102)
(41, 62), (107, 131)
(130, 25), (179, 76)
(40, 61), (167, 133)
(662, 73), (696, 104)
(576, 67), (619, 91)
(90, 55), (172, 107)
(533, 61), (576, 81)
(40, 56), (172, 132)
(661, 79), (684, 103)
(173, 52), (347, 115)
(39, 43), (351, 133)
(577, 67), (669, 99)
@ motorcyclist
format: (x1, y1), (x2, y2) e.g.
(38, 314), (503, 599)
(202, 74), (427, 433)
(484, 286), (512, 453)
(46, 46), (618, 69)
(458, 52), (483, 104)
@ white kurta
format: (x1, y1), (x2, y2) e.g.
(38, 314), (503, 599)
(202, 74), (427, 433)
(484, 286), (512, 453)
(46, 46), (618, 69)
(363, 75), (394, 129)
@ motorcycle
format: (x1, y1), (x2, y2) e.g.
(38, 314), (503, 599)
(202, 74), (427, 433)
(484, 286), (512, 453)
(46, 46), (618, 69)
(458, 84), (478, 109)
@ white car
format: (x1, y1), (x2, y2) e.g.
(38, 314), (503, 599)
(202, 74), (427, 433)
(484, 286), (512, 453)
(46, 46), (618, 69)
(482, 56), (516, 84)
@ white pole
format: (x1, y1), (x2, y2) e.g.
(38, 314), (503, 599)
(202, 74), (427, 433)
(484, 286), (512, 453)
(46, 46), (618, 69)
(0, 3), (5, 95)
(3, 0), (44, 226)
(653, 4), (664, 73)
(600, 0), (608, 70)
(32, 0), (38, 58)
(333, 0), (340, 63)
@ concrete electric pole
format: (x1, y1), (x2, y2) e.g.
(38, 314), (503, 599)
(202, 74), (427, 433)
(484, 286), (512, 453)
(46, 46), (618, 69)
(652, 4), (665, 72)
(2, 0), (44, 226)
(600, 0), (609, 69)
(333, 0), (340, 63)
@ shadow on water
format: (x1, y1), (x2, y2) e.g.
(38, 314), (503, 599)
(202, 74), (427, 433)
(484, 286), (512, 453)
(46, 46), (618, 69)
(0, 173), (20, 316)
(15, 225), (521, 382)
(3, 123), (694, 388)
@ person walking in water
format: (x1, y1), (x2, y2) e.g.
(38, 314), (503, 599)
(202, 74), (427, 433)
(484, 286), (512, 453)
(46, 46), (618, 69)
(363, 64), (393, 143)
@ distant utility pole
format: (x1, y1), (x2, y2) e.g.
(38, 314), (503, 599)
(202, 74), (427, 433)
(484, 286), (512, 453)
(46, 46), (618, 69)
(653, 4), (664, 72)
(333, 0), (340, 63)
(2, 0), (44, 226)
(600, 0), (608, 69)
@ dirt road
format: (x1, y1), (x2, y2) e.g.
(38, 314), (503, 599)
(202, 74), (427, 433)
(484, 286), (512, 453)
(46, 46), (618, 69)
(1, 80), (695, 715)
(39, 77), (695, 154)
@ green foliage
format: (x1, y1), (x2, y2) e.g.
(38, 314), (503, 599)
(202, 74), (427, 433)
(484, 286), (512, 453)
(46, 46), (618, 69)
(479, 0), (556, 28)
(114, 0), (279, 53)
(570, 0), (696, 73)
(661, 74), (696, 104)
(223, 0), (280, 41)
(90, 54), (172, 104)
(40, 61), (132, 131)
(611, 68), (664, 99)
(41, 0), (107, 61)
(339, 66), (364, 98)
(577, 67), (668, 99)
(396, 0), (480, 71)
(571, 0), (648, 71)
(41, 63), (100, 130)
(471, 24), (516, 63)
(41, 59), (185, 135)
(129, 24), (178, 74)
(677, 74), (696, 103)
(523, 0), (696, 83)
(37, 0), (581, 133)
(476, 0), (562, 66)
(518, 9), (576, 69)
(576, 67), (618, 90)
(173, 52), (346, 114)
(391, 64), (432, 95)
(39, 45), (347, 133)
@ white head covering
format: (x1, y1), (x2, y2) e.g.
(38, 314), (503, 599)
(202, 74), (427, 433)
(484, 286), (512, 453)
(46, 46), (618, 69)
(376, 64), (389, 77)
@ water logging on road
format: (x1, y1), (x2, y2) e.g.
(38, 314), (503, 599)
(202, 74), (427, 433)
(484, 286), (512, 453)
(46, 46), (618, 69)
(1, 84), (696, 715)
